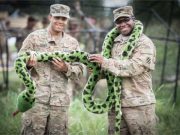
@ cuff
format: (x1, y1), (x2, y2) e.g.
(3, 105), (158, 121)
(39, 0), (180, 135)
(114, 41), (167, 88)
(101, 58), (110, 70)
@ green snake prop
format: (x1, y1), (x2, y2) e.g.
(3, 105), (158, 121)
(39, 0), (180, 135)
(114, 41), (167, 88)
(14, 20), (143, 133)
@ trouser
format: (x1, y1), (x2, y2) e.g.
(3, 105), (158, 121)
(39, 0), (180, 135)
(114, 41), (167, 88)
(21, 103), (69, 135)
(108, 104), (157, 135)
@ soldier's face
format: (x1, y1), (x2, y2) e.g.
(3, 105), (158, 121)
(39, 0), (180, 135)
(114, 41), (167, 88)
(49, 15), (68, 32)
(115, 17), (134, 36)
(28, 21), (37, 29)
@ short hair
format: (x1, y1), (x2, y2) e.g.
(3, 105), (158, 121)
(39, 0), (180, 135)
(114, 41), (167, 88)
(28, 16), (37, 22)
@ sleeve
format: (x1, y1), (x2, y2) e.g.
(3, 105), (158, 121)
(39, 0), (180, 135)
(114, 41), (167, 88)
(18, 33), (36, 72)
(101, 38), (156, 77)
(65, 40), (83, 80)
(18, 33), (35, 54)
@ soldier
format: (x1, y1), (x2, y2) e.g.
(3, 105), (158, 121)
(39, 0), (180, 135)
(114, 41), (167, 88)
(67, 17), (87, 98)
(16, 16), (38, 51)
(42, 17), (49, 28)
(68, 17), (81, 40)
(89, 6), (157, 135)
(19, 4), (83, 135)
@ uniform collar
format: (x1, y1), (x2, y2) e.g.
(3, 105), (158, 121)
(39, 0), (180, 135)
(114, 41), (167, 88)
(114, 34), (130, 42)
(46, 26), (64, 44)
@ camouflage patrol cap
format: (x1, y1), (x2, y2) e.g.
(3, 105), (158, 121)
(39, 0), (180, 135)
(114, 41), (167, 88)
(113, 6), (134, 22)
(50, 4), (70, 18)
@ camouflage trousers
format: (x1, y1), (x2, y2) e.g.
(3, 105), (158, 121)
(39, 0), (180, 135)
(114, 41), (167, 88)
(108, 104), (157, 135)
(21, 103), (69, 135)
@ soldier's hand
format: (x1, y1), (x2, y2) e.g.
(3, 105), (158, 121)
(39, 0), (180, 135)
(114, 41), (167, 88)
(88, 54), (104, 65)
(51, 58), (68, 73)
(27, 52), (37, 68)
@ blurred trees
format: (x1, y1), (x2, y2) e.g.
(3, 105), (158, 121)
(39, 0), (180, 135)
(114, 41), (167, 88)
(0, 0), (103, 16)
(131, 0), (180, 20)
(130, 0), (180, 34)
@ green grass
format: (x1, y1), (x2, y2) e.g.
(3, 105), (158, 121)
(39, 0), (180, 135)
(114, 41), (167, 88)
(0, 71), (180, 135)
(155, 84), (180, 135)
(69, 99), (108, 135)
(0, 89), (108, 135)
(0, 71), (21, 135)
(0, 70), (108, 135)
(0, 91), (21, 135)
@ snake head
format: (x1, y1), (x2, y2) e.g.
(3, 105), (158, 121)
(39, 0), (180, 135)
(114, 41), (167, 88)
(16, 90), (35, 113)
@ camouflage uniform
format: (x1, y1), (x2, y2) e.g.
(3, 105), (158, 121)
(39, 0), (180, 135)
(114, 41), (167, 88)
(101, 33), (157, 135)
(16, 16), (38, 51)
(16, 28), (34, 51)
(19, 6), (83, 134)
(101, 6), (157, 135)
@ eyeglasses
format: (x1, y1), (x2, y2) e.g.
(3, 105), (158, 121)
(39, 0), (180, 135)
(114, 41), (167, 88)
(115, 17), (131, 24)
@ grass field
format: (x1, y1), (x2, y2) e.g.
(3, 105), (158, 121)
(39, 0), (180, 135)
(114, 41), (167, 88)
(0, 70), (180, 135)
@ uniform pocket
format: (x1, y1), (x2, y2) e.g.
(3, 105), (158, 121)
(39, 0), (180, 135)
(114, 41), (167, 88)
(21, 117), (33, 135)
(133, 73), (150, 89)
(23, 117), (32, 127)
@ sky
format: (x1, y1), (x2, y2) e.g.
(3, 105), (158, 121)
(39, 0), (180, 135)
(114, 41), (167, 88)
(103, 0), (130, 7)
